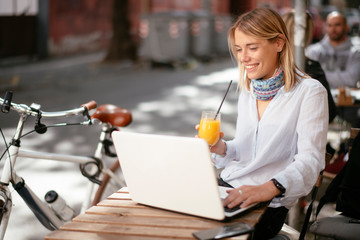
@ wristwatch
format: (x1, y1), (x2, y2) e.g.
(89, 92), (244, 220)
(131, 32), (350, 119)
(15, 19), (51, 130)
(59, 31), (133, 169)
(271, 178), (286, 197)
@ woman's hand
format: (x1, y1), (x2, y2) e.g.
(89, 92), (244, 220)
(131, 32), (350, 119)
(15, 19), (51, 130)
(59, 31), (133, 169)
(223, 181), (281, 209)
(209, 132), (225, 154)
(195, 124), (225, 154)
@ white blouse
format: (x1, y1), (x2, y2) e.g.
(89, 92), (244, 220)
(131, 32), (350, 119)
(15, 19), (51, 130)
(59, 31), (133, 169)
(212, 76), (329, 209)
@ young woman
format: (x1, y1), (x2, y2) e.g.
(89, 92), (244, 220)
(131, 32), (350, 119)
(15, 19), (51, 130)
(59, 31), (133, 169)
(210, 8), (329, 239)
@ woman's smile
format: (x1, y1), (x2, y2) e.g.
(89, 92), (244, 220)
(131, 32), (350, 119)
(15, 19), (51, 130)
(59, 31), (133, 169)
(245, 64), (259, 72)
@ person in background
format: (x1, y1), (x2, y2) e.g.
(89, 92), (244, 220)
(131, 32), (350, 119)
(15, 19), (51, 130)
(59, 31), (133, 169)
(204, 8), (328, 239)
(306, 11), (360, 127)
(282, 9), (337, 123)
(305, 11), (360, 89)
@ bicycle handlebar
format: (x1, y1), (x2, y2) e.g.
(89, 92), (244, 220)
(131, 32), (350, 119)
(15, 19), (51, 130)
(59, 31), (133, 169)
(0, 92), (97, 119)
(40, 105), (95, 118)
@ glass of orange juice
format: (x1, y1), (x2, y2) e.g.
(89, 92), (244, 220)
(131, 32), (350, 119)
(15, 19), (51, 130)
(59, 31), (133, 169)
(198, 111), (221, 146)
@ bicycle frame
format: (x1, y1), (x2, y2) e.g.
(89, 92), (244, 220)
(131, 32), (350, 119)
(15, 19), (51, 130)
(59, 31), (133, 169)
(0, 95), (127, 239)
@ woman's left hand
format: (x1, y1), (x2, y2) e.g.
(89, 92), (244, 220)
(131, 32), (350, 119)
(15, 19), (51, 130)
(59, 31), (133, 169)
(195, 124), (225, 154)
(223, 181), (281, 209)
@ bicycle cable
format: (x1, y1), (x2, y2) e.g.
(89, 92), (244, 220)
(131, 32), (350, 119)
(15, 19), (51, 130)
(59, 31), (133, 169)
(0, 128), (10, 160)
(20, 122), (84, 138)
(1, 120), (103, 184)
(0, 122), (86, 162)
(0, 127), (14, 180)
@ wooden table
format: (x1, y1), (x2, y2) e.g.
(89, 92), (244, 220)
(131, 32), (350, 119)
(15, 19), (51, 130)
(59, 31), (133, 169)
(45, 187), (267, 240)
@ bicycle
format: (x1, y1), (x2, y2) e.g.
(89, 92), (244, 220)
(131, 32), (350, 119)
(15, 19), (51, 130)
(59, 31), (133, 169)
(0, 91), (132, 239)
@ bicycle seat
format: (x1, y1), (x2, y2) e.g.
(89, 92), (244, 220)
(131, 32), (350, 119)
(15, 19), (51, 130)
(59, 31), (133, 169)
(91, 104), (132, 127)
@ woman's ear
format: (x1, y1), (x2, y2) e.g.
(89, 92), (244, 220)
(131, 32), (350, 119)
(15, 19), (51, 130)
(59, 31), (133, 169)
(276, 34), (285, 52)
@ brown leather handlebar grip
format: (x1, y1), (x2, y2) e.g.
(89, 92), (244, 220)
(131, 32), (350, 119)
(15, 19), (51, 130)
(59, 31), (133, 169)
(81, 100), (97, 111)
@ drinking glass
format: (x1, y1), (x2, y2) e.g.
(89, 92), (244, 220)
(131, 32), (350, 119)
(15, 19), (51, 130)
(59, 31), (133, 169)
(198, 111), (221, 146)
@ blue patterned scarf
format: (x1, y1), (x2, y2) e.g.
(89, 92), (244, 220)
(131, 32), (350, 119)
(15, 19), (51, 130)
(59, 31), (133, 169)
(251, 68), (284, 101)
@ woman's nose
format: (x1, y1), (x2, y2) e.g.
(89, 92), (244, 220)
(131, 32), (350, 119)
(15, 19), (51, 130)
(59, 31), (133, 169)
(240, 50), (249, 62)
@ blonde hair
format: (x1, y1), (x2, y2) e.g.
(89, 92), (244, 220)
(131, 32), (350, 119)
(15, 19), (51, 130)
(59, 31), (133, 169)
(228, 8), (303, 91)
(282, 9), (314, 50)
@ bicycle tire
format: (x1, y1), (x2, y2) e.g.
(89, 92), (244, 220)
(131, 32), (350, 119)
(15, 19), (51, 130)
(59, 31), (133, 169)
(91, 159), (122, 205)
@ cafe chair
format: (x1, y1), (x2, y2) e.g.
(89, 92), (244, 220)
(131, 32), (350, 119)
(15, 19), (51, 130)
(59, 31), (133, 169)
(309, 128), (360, 240)
(309, 214), (360, 240)
(270, 152), (332, 240)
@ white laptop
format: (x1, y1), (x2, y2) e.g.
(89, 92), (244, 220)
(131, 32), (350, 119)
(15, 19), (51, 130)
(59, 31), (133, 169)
(111, 131), (259, 220)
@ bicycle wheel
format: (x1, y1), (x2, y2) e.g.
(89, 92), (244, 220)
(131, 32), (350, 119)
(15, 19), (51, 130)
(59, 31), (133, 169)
(91, 159), (125, 205)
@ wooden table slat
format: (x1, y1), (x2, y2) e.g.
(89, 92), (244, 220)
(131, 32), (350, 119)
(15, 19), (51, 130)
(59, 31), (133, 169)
(107, 192), (132, 200)
(45, 230), (180, 240)
(74, 212), (232, 229)
(54, 223), (248, 240)
(86, 205), (199, 219)
(45, 229), (248, 240)
(60, 221), (201, 239)
(97, 199), (147, 208)
(85, 204), (264, 224)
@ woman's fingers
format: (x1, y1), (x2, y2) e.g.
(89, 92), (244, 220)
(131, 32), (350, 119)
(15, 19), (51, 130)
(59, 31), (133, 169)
(224, 186), (262, 209)
(220, 131), (224, 138)
(223, 188), (245, 208)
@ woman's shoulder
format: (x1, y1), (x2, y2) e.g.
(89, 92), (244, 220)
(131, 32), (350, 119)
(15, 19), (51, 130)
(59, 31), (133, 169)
(292, 75), (326, 95)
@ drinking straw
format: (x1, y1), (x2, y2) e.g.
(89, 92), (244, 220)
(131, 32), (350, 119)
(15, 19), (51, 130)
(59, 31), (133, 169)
(214, 80), (233, 119)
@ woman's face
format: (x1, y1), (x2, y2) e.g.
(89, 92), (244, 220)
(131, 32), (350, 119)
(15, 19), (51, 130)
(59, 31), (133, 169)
(234, 29), (283, 80)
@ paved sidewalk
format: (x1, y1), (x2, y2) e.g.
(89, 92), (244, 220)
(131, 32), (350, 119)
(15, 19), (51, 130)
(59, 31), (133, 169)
(0, 52), (108, 91)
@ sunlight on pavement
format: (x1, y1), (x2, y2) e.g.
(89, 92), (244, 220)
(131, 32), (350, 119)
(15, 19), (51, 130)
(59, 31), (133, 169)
(196, 67), (238, 86)
(128, 65), (238, 137)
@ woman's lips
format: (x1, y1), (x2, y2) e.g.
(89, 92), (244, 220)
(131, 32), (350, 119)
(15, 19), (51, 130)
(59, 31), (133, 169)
(245, 64), (258, 72)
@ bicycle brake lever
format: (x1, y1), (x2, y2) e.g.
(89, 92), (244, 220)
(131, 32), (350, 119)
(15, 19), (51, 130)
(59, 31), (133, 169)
(35, 112), (47, 134)
(82, 110), (93, 126)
